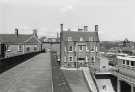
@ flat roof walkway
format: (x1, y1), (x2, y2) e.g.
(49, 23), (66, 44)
(0, 53), (52, 92)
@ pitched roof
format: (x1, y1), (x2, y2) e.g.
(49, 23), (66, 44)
(25, 36), (41, 44)
(0, 34), (41, 44)
(62, 31), (99, 42)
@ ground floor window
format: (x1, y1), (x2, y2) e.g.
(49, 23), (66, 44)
(18, 45), (22, 52)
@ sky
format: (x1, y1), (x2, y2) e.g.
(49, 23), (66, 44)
(0, 0), (135, 41)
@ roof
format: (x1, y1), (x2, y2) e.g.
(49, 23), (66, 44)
(0, 34), (40, 44)
(25, 36), (41, 44)
(62, 31), (99, 42)
(117, 55), (135, 61)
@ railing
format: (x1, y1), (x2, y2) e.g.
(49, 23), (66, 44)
(111, 70), (135, 85)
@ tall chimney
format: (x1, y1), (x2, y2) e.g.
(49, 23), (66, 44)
(95, 25), (98, 32)
(33, 29), (38, 37)
(84, 26), (88, 32)
(60, 24), (63, 32)
(15, 28), (19, 37)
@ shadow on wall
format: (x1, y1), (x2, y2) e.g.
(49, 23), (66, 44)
(0, 51), (42, 74)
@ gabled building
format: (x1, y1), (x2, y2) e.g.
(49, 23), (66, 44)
(60, 24), (100, 68)
(0, 28), (42, 58)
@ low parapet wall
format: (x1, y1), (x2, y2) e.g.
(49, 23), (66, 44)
(82, 67), (98, 92)
(0, 51), (42, 73)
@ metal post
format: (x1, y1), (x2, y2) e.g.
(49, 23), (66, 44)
(117, 78), (120, 92)
(131, 84), (134, 92)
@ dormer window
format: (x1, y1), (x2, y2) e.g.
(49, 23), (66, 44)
(89, 36), (93, 41)
(80, 37), (83, 41)
(68, 37), (72, 41)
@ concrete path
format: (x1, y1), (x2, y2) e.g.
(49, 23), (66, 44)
(63, 70), (90, 92)
(0, 53), (52, 92)
(96, 79), (115, 92)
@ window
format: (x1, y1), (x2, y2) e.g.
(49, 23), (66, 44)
(80, 37), (83, 41)
(64, 57), (66, 62)
(64, 47), (66, 52)
(79, 45), (83, 51)
(86, 45), (89, 51)
(69, 56), (73, 62)
(69, 46), (73, 51)
(18, 45), (22, 52)
(123, 60), (125, 64)
(34, 45), (37, 51)
(26, 47), (30, 52)
(126, 60), (129, 65)
(131, 61), (135, 66)
(68, 37), (72, 41)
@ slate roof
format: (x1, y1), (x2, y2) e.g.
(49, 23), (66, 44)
(62, 31), (99, 42)
(0, 34), (40, 44)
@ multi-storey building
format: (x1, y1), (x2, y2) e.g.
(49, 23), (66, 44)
(60, 24), (100, 68)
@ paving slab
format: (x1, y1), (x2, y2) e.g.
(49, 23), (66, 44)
(0, 53), (52, 92)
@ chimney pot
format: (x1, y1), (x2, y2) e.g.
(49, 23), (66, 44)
(60, 24), (63, 32)
(95, 25), (98, 31)
(15, 28), (19, 37)
(78, 28), (83, 32)
(33, 29), (38, 37)
(84, 26), (88, 32)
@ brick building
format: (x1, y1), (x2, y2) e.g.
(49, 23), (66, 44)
(60, 24), (100, 68)
(0, 28), (42, 58)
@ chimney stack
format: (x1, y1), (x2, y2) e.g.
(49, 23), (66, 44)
(84, 26), (88, 32)
(15, 28), (19, 37)
(33, 29), (38, 37)
(95, 25), (98, 32)
(60, 24), (63, 32)
(78, 28), (83, 32)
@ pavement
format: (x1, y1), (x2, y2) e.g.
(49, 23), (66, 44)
(96, 79), (115, 92)
(63, 70), (90, 92)
(0, 53), (52, 92)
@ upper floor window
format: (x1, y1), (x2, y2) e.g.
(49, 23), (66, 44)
(126, 60), (129, 65)
(80, 37), (83, 41)
(69, 46), (73, 51)
(131, 61), (135, 66)
(123, 60), (125, 64)
(79, 45), (83, 51)
(68, 37), (72, 41)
